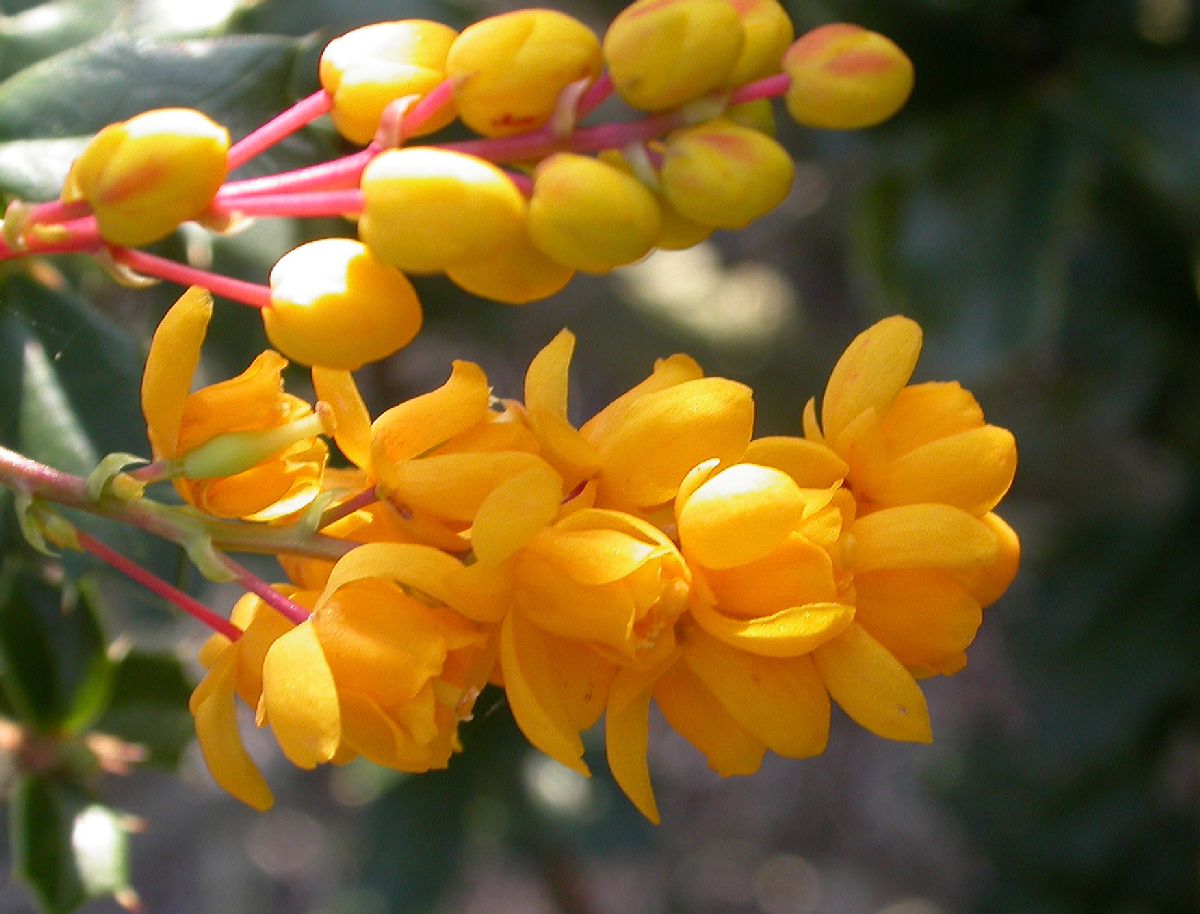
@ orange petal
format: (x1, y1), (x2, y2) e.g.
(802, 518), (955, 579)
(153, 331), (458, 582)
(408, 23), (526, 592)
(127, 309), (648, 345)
(690, 588), (854, 657)
(704, 533), (839, 617)
(191, 651), (274, 811)
(260, 622), (341, 768)
(606, 664), (665, 824)
(472, 461), (563, 565)
(854, 570), (982, 672)
(743, 436), (849, 488)
(960, 511), (1020, 608)
(141, 286), (212, 459)
(339, 688), (450, 772)
(850, 504), (998, 573)
(390, 450), (549, 522)
(812, 621), (931, 743)
(677, 464), (806, 569)
(653, 662), (766, 776)
(526, 405), (601, 490)
(879, 381), (984, 453)
(370, 360), (490, 478)
(526, 526), (660, 586)
(596, 377), (754, 508)
(874, 425), (1017, 514)
(822, 315), (921, 442)
(581, 353), (703, 443)
(499, 613), (589, 775)
(313, 367), (373, 469)
(524, 328), (574, 418)
(682, 628), (830, 759)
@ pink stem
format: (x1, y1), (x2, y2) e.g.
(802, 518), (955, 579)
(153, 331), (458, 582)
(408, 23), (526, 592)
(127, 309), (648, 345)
(208, 188), (364, 221)
(0, 217), (103, 261)
(729, 73), (791, 106)
(112, 248), (273, 309)
(78, 531), (242, 641)
(24, 199), (92, 226)
(218, 554), (310, 625)
(398, 79), (456, 139)
(227, 90), (334, 173)
(576, 72), (614, 120)
(318, 486), (379, 529)
(215, 148), (374, 200)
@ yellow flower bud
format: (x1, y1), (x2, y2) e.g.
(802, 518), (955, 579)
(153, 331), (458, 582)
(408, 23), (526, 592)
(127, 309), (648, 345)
(446, 227), (574, 305)
(446, 9), (602, 137)
(527, 153), (662, 274)
(359, 147), (527, 274)
(61, 108), (229, 247)
(266, 238), (422, 370)
(598, 147), (714, 251)
(782, 23), (914, 129)
(726, 98), (777, 135)
(603, 0), (743, 111)
(660, 119), (794, 229)
(319, 20), (458, 144)
(722, 0), (795, 86)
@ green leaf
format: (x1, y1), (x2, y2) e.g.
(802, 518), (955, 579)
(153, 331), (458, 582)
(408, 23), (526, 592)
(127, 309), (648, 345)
(0, 561), (113, 734)
(0, 136), (88, 200)
(10, 776), (133, 914)
(95, 650), (195, 768)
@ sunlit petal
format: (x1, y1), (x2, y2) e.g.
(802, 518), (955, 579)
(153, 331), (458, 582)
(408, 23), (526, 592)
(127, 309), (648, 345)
(261, 622), (341, 768)
(851, 503), (998, 573)
(606, 664), (665, 824)
(653, 662), (765, 776)
(141, 286), (212, 459)
(313, 367), (373, 469)
(821, 315), (922, 441)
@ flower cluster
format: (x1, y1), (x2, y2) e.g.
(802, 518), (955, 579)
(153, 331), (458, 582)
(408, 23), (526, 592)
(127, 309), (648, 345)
(154, 290), (1016, 820)
(1, 2), (914, 372)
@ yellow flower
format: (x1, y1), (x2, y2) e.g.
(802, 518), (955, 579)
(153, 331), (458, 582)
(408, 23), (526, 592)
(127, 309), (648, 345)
(141, 287), (329, 520)
(260, 544), (494, 773)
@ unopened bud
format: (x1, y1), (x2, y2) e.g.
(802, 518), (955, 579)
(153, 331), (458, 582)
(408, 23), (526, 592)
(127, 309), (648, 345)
(782, 23), (914, 129)
(359, 147), (527, 274)
(62, 108), (229, 246)
(446, 228), (575, 305)
(266, 238), (423, 369)
(446, 10), (602, 137)
(603, 0), (744, 111)
(721, 0), (795, 87)
(320, 20), (459, 144)
(660, 119), (794, 229)
(528, 153), (662, 274)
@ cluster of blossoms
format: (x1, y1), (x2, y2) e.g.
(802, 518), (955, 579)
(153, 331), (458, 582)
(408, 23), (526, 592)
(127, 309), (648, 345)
(2, 1), (914, 370)
(143, 287), (1018, 820)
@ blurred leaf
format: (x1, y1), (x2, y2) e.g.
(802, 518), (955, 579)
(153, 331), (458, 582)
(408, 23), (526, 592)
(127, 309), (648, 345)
(10, 776), (132, 914)
(0, 135), (88, 200)
(94, 649), (195, 768)
(229, 0), (470, 38)
(0, 562), (113, 734)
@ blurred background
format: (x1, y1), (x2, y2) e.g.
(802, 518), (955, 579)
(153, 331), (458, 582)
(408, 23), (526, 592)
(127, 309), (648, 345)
(0, 0), (1197, 912)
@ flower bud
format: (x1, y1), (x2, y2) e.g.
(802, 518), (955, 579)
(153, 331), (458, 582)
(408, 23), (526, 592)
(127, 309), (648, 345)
(446, 10), (602, 137)
(782, 24), (914, 129)
(266, 238), (422, 369)
(319, 20), (458, 144)
(359, 147), (527, 274)
(528, 153), (662, 274)
(61, 108), (228, 246)
(603, 0), (743, 111)
(660, 119), (794, 229)
(446, 227), (574, 305)
(722, 0), (795, 87)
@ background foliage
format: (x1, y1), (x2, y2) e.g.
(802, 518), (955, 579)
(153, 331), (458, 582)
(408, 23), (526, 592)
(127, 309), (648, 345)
(0, 0), (1197, 912)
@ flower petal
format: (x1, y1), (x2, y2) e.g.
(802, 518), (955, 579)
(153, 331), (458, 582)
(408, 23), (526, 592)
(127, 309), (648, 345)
(879, 381), (984, 453)
(472, 461), (563, 565)
(812, 621), (932, 743)
(874, 425), (1017, 514)
(260, 622), (341, 768)
(499, 613), (589, 776)
(850, 503), (998, 573)
(141, 286), (212, 459)
(743, 436), (849, 488)
(961, 511), (1020, 608)
(704, 533), (839, 617)
(312, 367), (373, 469)
(390, 450), (550, 522)
(682, 628), (830, 758)
(191, 650), (274, 811)
(525, 329), (574, 418)
(854, 570), (982, 673)
(690, 596), (854, 657)
(822, 315), (921, 442)
(653, 662), (765, 777)
(526, 526), (660, 586)
(581, 353), (703, 442)
(606, 663), (666, 824)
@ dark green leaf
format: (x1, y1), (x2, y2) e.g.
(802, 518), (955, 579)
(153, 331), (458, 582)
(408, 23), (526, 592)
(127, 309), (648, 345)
(10, 776), (132, 914)
(0, 561), (113, 734)
(95, 649), (195, 768)
(0, 136), (88, 200)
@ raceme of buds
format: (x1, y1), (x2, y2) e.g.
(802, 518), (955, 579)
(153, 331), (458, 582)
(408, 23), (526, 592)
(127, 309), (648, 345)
(782, 23), (915, 130)
(359, 147), (527, 274)
(141, 288), (328, 519)
(723, 0), (795, 87)
(61, 107), (228, 246)
(265, 238), (423, 370)
(603, 0), (744, 111)
(660, 119), (795, 229)
(319, 20), (459, 144)
(446, 9), (603, 137)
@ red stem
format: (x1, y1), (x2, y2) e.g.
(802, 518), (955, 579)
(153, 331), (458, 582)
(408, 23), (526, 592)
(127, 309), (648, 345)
(207, 188), (364, 221)
(78, 531), (242, 641)
(227, 90), (334, 173)
(318, 486), (380, 529)
(218, 554), (310, 625)
(215, 148), (374, 200)
(112, 248), (273, 309)
(576, 72), (614, 120)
